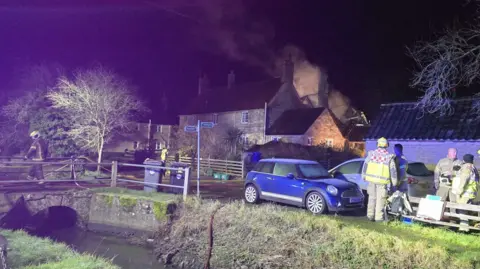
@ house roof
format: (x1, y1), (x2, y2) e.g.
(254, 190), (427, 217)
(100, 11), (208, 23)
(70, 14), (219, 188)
(344, 124), (370, 142)
(183, 78), (282, 115)
(266, 108), (325, 135)
(365, 98), (480, 141)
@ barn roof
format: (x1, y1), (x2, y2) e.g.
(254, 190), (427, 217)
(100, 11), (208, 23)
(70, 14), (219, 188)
(365, 98), (480, 141)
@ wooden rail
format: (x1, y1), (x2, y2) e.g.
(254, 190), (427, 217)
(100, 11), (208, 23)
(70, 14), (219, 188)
(404, 196), (480, 231)
(168, 156), (244, 177)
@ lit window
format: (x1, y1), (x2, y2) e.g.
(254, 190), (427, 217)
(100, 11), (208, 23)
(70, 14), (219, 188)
(326, 139), (333, 148)
(307, 137), (313, 146)
(241, 111), (249, 123)
(133, 141), (138, 149)
(213, 113), (218, 124)
(155, 141), (161, 150)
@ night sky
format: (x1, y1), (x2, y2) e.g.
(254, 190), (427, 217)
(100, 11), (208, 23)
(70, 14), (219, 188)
(0, 0), (473, 122)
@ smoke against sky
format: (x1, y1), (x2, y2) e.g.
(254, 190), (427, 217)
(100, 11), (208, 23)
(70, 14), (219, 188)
(149, 0), (351, 110)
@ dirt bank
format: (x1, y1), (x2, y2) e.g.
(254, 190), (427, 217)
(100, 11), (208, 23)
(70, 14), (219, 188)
(155, 198), (480, 269)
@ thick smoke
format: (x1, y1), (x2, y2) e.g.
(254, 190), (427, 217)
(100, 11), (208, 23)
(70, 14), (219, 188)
(149, 0), (353, 120)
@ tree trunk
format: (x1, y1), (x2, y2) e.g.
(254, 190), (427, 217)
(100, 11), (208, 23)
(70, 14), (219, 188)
(96, 139), (104, 174)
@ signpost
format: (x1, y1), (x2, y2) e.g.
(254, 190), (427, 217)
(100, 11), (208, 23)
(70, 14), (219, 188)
(184, 121), (215, 197)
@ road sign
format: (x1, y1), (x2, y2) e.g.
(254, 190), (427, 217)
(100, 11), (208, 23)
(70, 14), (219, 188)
(184, 125), (198, 132)
(200, 122), (214, 128)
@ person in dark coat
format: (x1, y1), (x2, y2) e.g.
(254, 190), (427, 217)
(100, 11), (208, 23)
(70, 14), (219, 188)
(25, 131), (48, 183)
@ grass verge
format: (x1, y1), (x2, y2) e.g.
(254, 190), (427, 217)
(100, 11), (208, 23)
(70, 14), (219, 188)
(0, 229), (118, 269)
(161, 199), (480, 269)
(92, 187), (177, 203)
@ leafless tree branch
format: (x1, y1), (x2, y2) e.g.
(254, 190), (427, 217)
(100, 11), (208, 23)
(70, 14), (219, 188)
(409, 23), (480, 116)
(47, 65), (147, 167)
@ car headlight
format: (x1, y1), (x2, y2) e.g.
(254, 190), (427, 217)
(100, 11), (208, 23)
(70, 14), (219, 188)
(326, 185), (338, 196)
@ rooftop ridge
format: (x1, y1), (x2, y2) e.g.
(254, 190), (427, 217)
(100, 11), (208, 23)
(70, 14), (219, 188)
(380, 96), (480, 107)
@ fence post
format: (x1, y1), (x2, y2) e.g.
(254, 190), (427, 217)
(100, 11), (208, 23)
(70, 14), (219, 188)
(70, 156), (75, 180)
(183, 167), (190, 201)
(110, 161), (118, 187)
(241, 158), (245, 178)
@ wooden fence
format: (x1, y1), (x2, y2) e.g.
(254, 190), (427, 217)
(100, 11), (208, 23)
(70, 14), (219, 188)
(167, 156), (244, 177)
(405, 196), (480, 231)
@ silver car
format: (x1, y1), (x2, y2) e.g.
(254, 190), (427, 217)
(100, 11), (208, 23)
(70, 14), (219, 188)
(328, 158), (435, 198)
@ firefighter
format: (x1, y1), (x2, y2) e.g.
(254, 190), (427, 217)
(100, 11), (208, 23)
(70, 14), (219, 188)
(25, 131), (48, 184)
(361, 137), (398, 222)
(452, 154), (479, 229)
(434, 148), (462, 202)
(393, 144), (409, 193)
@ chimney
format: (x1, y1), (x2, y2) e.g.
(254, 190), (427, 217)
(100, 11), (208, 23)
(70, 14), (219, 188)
(198, 73), (209, 96)
(318, 69), (329, 108)
(281, 54), (294, 84)
(227, 70), (235, 89)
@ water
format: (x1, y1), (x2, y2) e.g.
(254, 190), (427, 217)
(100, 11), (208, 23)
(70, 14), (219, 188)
(49, 227), (167, 269)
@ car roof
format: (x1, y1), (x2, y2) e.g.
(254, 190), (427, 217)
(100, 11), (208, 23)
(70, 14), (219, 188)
(259, 158), (319, 164)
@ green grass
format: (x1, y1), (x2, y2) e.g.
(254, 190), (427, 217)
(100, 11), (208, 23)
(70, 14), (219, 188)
(92, 187), (177, 203)
(165, 199), (480, 269)
(0, 230), (118, 269)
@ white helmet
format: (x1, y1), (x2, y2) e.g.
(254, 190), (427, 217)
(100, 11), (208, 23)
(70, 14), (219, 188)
(30, 131), (40, 139)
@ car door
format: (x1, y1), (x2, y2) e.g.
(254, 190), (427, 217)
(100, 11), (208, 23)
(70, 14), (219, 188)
(269, 162), (304, 204)
(252, 162), (275, 193)
(332, 161), (366, 190)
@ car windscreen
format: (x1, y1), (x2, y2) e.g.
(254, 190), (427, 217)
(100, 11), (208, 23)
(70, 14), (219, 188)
(407, 162), (433, 177)
(298, 163), (330, 179)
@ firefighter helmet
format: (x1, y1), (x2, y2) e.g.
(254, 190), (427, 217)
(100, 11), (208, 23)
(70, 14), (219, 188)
(377, 137), (388, 148)
(29, 130), (40, 139)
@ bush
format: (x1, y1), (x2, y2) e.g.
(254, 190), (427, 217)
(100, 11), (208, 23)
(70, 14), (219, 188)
(157, 199), (480, 269)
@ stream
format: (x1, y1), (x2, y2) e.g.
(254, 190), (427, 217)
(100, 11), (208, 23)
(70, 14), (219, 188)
(48, 227), (168, 269)
(0, 197), (176, 269)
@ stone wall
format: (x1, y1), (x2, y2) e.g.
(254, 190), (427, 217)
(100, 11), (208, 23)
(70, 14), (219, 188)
(88, 193), (176, 235)
(365, 140), (480, 167)
(306, 110), (347, 150)
(0, 190), (176, 235)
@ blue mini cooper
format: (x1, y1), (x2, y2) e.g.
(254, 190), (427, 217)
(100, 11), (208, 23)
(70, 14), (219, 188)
(244, 158), (364, 214)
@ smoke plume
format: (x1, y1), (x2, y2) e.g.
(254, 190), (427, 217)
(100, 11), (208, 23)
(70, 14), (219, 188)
(148, 0), (353, 120)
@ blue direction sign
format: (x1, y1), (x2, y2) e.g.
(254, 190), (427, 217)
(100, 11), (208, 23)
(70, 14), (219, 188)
(184, 125), (198, 132)
(200, 122), (214, 128)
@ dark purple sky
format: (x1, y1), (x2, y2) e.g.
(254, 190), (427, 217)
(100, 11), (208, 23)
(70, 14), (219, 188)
(0, 0), (471, 122)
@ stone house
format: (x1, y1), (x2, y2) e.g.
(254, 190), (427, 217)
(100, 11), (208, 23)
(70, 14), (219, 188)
(104, 121), (174, 153)
(179, 57), (369, 153)
(365, 98), (480, 166)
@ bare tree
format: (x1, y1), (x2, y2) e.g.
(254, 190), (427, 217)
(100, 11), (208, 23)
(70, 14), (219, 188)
(47, 66), (147, 170)
(409, 22), (480, 116)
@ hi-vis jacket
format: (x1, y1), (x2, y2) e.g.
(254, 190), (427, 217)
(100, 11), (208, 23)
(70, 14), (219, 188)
(361, 148), (398, 186)
(434, 157), (463, 188)
(453, 163), (479, 200)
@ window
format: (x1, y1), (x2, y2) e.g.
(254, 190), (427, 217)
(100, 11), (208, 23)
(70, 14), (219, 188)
(326, 138), (333, 148)
(298, 163), (329, 178)
(273, 163), (298, 177)
(157, 125), (163, 133)
(257, 162), (274, 174)
(336, 161), (364, 175)
(307, 137), (313, 146)
(213, 113), (218, 124)
(155, 141), (161, 150)
(241, 111), (249, 123)
(133, 141), (138, 150)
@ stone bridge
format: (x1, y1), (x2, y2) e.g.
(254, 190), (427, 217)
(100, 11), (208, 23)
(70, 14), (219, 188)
(0, 188), (177, 235)
(0, 190), (93, 228)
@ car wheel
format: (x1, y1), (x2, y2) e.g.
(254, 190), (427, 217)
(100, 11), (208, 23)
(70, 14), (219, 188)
(306, 191), (327, 215)
(244, 184), (259, 204)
